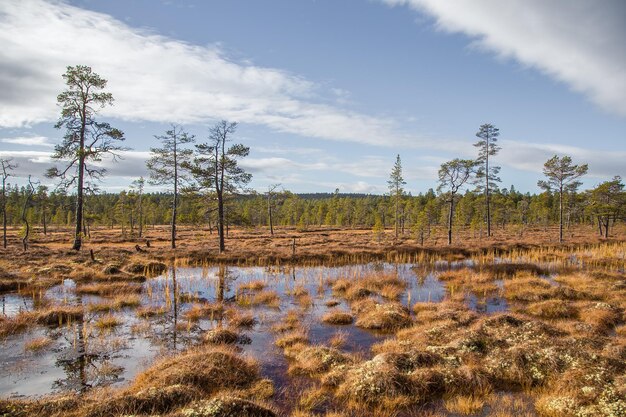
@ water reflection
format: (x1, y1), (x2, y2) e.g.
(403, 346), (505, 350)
(1, 261), (514, 398)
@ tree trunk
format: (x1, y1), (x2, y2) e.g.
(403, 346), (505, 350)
(395, 190), (399, 238)
(268, 194), (274, 236)
(1, 179), (5, 248)
(21, 202), (29, 251)
(217, 191), (225, 253)
(559, 186), (563, 243)
(2, 206), (6, 249)
(447, 196), (454, 245)
(486, 145), (491, 237)
(73, 155), (85, 251)
(138, 194), (143, 238)
(171, 139), (177, 249)
(171, 192), (177, 249)
(597, 216), (603, 237)
(42, 205), (47, 235)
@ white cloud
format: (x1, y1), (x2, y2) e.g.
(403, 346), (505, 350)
(382, 0), (626, 117)
(498, 140), (626, 179)
(0, 0), (418, 148)
(0, 136), (53, 147)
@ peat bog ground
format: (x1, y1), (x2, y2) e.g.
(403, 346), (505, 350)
(0, 226), (625, 417)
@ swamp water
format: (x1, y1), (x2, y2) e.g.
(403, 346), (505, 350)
(0, 261), (510, 401)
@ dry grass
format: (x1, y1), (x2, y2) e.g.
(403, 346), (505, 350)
(352, 298), (412, 332)
(444, 393), (488, 415)
(275, 330), (309, 349)
(87, 295), (141, 312)
(525, 299), (578, 319)
(136, 305), (167, 318)
(0, 315), (30, 338)
(0, 226), (625, 416)
(239, 279), (267, 291)
(132, 345), (259, 395)
(324, 299), (341, 307)
(34, 305), (83, 326)
(250, 290), (281, 308)
(76, 282), (142, 296)
(179, 395), (276, 417)
(322, 310), (353, 325)
(227, 309), (257, 328)
(204, 327), (241, 345)
(24, 336), (53, 352)
(95, 314), (122, 330)
(290, 345), (352, 376)
(504, 277), (554, 301)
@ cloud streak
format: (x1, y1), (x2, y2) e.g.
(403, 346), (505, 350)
(382, 0), (626, 117)
(0, 136), (53, 147)
(0, 0), (417, 148)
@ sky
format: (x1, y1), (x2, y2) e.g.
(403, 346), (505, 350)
(1, 0), (625, 195)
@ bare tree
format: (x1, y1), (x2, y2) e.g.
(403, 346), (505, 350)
(538, 155), (588, 243)
(186, 121), (251, 253)
(46, 65), (125, 250)
(266, 183), (281, 236)
(146, 125), (194, 249)
(1, 158), (17, 248)
(474, 123), (501, 237)
(438, 159), (476, 245)
(21, 176), (38, 251)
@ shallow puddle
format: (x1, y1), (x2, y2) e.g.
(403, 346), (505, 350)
(1, 262), (512, 399)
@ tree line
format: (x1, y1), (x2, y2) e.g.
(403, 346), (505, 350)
(0, 65), (624, 251)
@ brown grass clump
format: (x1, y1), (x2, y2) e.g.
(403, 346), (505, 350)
(380, 284), (404, 299)
(125, 261), (167, 277)
(0, 279), (20, 293)
(0, 315), (30, 338)
(178, 395), (276, 417)
(324, 299), (340, 307)
(290, 345), (352, 375)
(250, 290), (281, 308)
(204, 328), (240, 345)
(580, 302), (622, 333)
(444, 394), (488, 415)
(239, 280), (267, 291)
(344, 285), (373, 300)
(76, 282), (142, 296)
(504, 277), (554, 302)
(24, 336), (53, 352)
(336, 354), (415, 407)
(353, 299), (411, 332)
(132, 346), (259, 395)
(438, 269), (470, 281)
(95, 314), (122, 330)
(184, 302), (224, 322)
(88, 295), (141, 312)
(275, 330), (309, 349)
(34, 305), (83, 326)
(272, 310), (302, 333)
(322, 310), (353, 325)
(85, 384), (201, 417)
(136, 305), (167, 318)
(331, 278), (351, 293)
(227, 310), (257, 328)
(525, 300), (579, 319)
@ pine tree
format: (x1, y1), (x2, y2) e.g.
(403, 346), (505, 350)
(474, 123), (501, 237)
(388, 154), (406, 238)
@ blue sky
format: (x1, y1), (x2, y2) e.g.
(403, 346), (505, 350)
(1, 0), (625, 194)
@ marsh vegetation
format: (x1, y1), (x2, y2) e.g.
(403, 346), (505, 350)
(0, 236), (624, 417)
